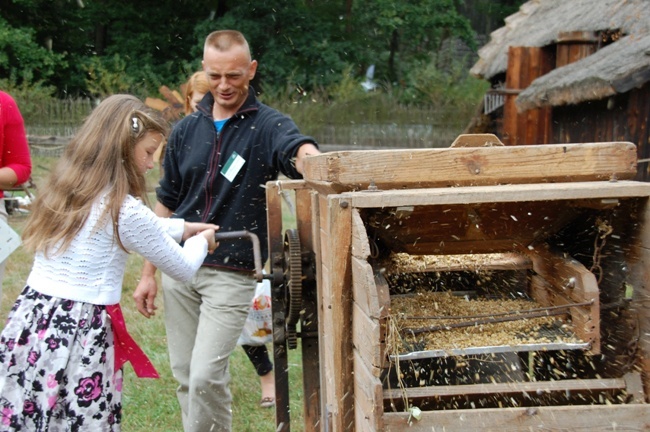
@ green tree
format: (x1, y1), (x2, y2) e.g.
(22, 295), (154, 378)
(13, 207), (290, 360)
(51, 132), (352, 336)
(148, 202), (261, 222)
(0, 0), (515, 99)
(350, 0), (476, 85)
(0, 16), (66, 86)
(193, 0), (359, 92)
(0, 0), (216, 96)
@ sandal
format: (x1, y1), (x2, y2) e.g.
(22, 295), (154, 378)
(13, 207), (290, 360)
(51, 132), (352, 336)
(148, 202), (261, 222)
(260, 397), (275, 408)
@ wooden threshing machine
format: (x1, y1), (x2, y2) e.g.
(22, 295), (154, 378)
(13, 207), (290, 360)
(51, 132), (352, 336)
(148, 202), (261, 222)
(265, 135), (650, 431)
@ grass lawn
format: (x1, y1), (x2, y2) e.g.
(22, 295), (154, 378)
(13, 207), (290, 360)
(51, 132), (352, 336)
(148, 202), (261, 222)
(1, 155), (305, 431)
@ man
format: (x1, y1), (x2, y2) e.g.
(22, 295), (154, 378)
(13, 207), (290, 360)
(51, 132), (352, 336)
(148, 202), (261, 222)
(133, 30), (320, 431)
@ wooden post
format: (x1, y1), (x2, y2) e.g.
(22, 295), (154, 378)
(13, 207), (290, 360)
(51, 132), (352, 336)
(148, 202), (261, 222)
(556, 31), (598, 68)
(296, 187), (322, 432)
(627, 196), (650, 398)
(316, 193), (354, 431)
(503, 46), (554, 145)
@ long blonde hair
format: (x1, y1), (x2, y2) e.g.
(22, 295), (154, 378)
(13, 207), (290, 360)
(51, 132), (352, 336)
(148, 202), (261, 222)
(22, 94), (170, 256)
(183, 71), (210, 115)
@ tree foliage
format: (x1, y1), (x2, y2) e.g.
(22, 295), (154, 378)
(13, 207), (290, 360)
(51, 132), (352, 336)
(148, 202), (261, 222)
(0, 0), (524, 100)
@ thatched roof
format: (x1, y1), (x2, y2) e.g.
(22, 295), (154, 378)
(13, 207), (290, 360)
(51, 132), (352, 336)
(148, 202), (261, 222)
(470, 0), (650, 80)
(516, 32), (650, 111)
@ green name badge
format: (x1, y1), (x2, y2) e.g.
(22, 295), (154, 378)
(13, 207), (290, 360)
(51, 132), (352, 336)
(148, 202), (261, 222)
(221, 151), (246, 182)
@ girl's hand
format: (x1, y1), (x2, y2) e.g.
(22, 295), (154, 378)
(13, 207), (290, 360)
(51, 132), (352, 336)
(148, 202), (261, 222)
(201, 228), (218, 253)
(183, 222), (219, 241)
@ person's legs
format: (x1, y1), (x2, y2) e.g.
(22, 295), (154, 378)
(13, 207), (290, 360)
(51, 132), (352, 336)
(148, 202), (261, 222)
(242, 344), (273, 376)
(242, 344), (275, 406)
(162, 271), (201, 426)
(165, 267), (255, 432)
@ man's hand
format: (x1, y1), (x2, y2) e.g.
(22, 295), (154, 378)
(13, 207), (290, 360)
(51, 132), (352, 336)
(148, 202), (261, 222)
(295, 143), (320, 175)
(133, 263), (159, 318)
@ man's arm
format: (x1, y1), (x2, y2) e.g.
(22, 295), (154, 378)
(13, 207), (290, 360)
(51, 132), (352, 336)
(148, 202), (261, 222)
(133, 201), (174, 318)
(295, 143), (321, 175)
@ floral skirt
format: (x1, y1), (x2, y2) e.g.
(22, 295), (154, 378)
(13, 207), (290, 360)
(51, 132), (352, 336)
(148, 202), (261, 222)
(0, 286), (122, 431)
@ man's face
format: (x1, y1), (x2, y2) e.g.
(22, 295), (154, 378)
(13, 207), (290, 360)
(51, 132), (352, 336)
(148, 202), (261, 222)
(202, 45), (257, 116)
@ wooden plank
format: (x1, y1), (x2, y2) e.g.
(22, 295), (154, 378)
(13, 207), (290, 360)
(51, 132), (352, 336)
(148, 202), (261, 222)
(309, 191), (326, 432)
(351, 256), (389, 320)
(527, 247), (600, 353)
(340, 184), (650, 256)
(523, 101), (551, 145)
(351, 256), (377, 318)
(624, 372), (646, 403)
(352, 301), (385, 374)
(632, 197), (650, 254)
(353, 350), (383, 432)
(159, 85), (183, 105)
(505, 46), (554, 145)
(303, 142), (638, 191)
(318, 194), (354, 432)
(383, 404), (650, 431)
(504, 46), (524, 145)
(516, 48), (529, 144)
(316, 193), (334, 428)
(340, 181), (650, 209)
(294, 186), (320, 432)
(360, 199), (581, 256)
(350, 209), (371, 260)
(144, 97), (169, 112)
(383, 377), (627, 400)
(626, 197), (650, 397)
(265, 181), (292, 431)
(451, 133), (504, 147)
(528, 247), (599, 305)
(556, 32), (598, 72)
(295, 187), (314, 251)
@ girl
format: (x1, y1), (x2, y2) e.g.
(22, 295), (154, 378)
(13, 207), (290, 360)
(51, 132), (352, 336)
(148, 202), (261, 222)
(0, 94), (218, 431)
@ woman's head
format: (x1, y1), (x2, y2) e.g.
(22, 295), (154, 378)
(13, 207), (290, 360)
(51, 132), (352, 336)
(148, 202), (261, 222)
(23, 94), (170, 255)
(184, 71), (210, 114)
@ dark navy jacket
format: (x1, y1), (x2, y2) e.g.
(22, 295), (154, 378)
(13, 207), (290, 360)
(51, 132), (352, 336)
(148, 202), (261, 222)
(157, 87), (317, 271)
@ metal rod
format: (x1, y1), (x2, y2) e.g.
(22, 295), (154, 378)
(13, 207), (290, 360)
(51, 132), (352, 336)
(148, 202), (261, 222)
(401, 301), (592, 335)
(402, 300), (594, 321)
(214, 230), (264, 282)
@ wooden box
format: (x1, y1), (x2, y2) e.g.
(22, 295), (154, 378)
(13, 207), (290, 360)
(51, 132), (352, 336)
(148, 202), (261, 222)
(267, 139), (650, 431)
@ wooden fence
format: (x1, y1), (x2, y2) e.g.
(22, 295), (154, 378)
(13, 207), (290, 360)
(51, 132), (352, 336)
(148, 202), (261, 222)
(23, 98), (468, 155)
(21, 97), (97, 137)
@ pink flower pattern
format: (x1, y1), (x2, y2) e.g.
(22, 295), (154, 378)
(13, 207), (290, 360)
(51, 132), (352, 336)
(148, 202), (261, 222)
(0, 287), (122, 431)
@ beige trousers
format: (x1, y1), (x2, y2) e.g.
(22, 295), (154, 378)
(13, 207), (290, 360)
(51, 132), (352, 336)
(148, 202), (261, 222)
(162, 266), (256, 432)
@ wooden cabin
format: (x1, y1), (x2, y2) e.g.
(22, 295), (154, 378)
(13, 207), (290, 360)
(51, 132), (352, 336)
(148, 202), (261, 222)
(468, 0), (650, 181)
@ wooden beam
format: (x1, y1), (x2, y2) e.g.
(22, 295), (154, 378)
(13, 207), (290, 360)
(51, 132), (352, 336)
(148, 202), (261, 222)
(339, 181), (650, 209)
(302, 142), (638, 191)
(317, 194), (354, 431)
(383, 377), (628, 400)
(382, 404), (650, 431)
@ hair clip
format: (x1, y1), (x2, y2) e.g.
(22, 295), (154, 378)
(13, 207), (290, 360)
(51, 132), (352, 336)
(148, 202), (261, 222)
(131, 117), (140, 133)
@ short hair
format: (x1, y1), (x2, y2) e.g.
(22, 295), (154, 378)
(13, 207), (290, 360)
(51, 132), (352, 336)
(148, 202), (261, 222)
(204, 30), (251, 61)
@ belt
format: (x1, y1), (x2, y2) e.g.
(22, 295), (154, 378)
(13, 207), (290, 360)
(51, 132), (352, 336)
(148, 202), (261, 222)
(106, 304), (159, 378)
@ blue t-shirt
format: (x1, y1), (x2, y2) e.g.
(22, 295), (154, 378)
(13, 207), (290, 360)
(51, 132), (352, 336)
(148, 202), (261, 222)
(214, 119), (227, 133)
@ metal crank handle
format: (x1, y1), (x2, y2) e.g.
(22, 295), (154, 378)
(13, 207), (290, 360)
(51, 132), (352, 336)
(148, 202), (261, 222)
(214, 230), (264, 282)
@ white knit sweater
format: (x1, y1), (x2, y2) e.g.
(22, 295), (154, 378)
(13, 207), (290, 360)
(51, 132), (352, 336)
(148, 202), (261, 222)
(26, 194), (208, 305)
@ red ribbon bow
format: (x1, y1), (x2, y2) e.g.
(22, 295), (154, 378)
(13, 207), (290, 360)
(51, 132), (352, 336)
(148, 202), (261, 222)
(106, 304), (159, 378)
